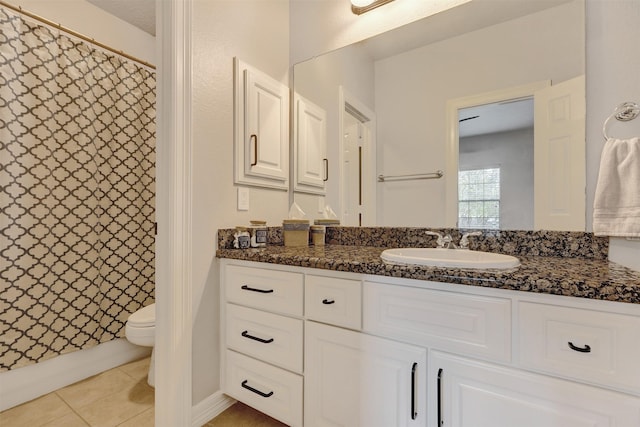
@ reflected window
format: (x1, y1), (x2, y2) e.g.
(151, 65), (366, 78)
(458, 167), (500, 229)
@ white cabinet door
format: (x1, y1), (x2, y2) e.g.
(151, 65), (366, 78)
(305, 321), (427, 427)
(294, 93), (327, 194)
(234, 58), (289, 189)
(534, 75), (585, 230)
(430, 351), (640, 427)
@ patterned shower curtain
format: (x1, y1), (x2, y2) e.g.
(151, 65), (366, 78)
(0, 7), (155, 371)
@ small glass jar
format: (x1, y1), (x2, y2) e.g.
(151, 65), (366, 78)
(234, 226), (251, 249)
(310, 225), (326, 246)
(249, 220), (268, 248)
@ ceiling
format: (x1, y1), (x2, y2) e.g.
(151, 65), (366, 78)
(459, 98), (534, 138)
(87, 0), (156, 36)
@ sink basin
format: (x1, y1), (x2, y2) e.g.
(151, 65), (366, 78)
(380, 248), (520, 269)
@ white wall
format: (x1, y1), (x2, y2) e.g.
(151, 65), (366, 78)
(585, 0), (640, 271)
(375, 1), (583, 226)
(460, 128), (535, 230)
(190, 0), (290, 404)
(8, 0), (155, 65)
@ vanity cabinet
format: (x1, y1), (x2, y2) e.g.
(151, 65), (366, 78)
(221, 264), (304, 426)
(431, 351), (640, 427)
(219, 260), (640, 427)
(305, 321), (426, 427)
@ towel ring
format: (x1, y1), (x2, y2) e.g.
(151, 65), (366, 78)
(602, 101), (640, 140)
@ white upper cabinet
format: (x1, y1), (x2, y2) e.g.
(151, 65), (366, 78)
(234, 58), (289, 190)
(294, 93), (327, 194)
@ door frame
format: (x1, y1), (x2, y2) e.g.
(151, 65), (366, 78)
(155, 0), (193, 425)
(338, 86), (377, 226)
(444, 80), (550, 228)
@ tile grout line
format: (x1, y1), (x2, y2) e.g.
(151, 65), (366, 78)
(54, 390), (92, 426)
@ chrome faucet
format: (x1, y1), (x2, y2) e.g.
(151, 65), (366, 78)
(459, 231), (482, 249)
(425, 231), (457, 249)
(426, 230), (482, 249)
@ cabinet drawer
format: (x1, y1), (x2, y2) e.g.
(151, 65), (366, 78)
(305, 275), (362, 330)
(225, 264), (303, 316)
(226, 303), (303, 373)
(225, 350), (303, 427)
(518, 302), (640, 394)
(364, 282), (511, 362)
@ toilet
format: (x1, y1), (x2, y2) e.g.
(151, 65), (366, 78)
(125, 303), (156, 387)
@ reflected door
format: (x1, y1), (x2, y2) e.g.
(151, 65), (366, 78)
(342, 110), (362, 226)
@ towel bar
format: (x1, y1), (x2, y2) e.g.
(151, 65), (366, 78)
(378, 170), (444, 182)
(602, 101), (639, 140)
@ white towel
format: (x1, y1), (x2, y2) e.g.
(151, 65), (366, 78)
(593, 137), (640, 237)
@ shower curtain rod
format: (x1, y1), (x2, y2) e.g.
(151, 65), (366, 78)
(0, 0), (156, 70)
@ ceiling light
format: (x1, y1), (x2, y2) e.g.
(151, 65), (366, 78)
(351, 0), (396, 15)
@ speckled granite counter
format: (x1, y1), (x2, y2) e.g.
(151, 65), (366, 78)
(216, 227), (640, 304)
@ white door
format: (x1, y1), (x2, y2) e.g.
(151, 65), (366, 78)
(534, 75), (585, 230)
(294, 93), (327, 193)
(431, 351), (640, 427)
(304, 321), (426, 427)
(342, 110), (361, 226)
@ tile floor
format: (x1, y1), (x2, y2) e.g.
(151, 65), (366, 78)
(0, 357), (285, 427)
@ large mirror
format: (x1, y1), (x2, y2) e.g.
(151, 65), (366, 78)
(292, 0), (585, 231)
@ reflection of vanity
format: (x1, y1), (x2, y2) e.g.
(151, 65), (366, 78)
(217, 228), (640, 427)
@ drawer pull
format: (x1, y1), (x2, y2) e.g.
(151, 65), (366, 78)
(241, 284), (274, 294)
(568, 342), (591, 353)
(322, 298), (335, 305)
(241, 380), (274, 398)
(437, 368), (443, 426)
(411, 362), (418, 420)
(241, 330), (274, 344)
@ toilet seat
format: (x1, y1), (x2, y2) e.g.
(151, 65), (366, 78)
(127, 303), (155, 328)
(125, 303), (155, 347)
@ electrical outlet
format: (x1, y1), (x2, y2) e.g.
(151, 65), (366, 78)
(237, 187), (249, 211)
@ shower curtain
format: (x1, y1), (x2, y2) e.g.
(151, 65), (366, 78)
(0, 7), (156, 371)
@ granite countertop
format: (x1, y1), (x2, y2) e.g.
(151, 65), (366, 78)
(216, 244), (640, 305)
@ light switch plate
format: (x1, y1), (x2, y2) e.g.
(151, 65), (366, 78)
(237, 187), (249, 211)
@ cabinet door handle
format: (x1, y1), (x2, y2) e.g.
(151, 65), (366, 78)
(568, 342), (591, 353)
(250, 134), (258, 166)
(241, 330), (274, 344)
(241, 380), (273, 398)
(411, 362), (418, 420)
(323, 158), (329, 182)
(241, 284), (274, 294)
(322, 298), (335, 305)
(437, 368), (443, 426)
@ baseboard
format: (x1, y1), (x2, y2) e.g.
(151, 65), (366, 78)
(0, 338), (151, 411)
(191, 390), (236, 427)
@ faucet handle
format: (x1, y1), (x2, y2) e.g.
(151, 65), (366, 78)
(425, 231), (445, 248)
(459, 231), (482, 249)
